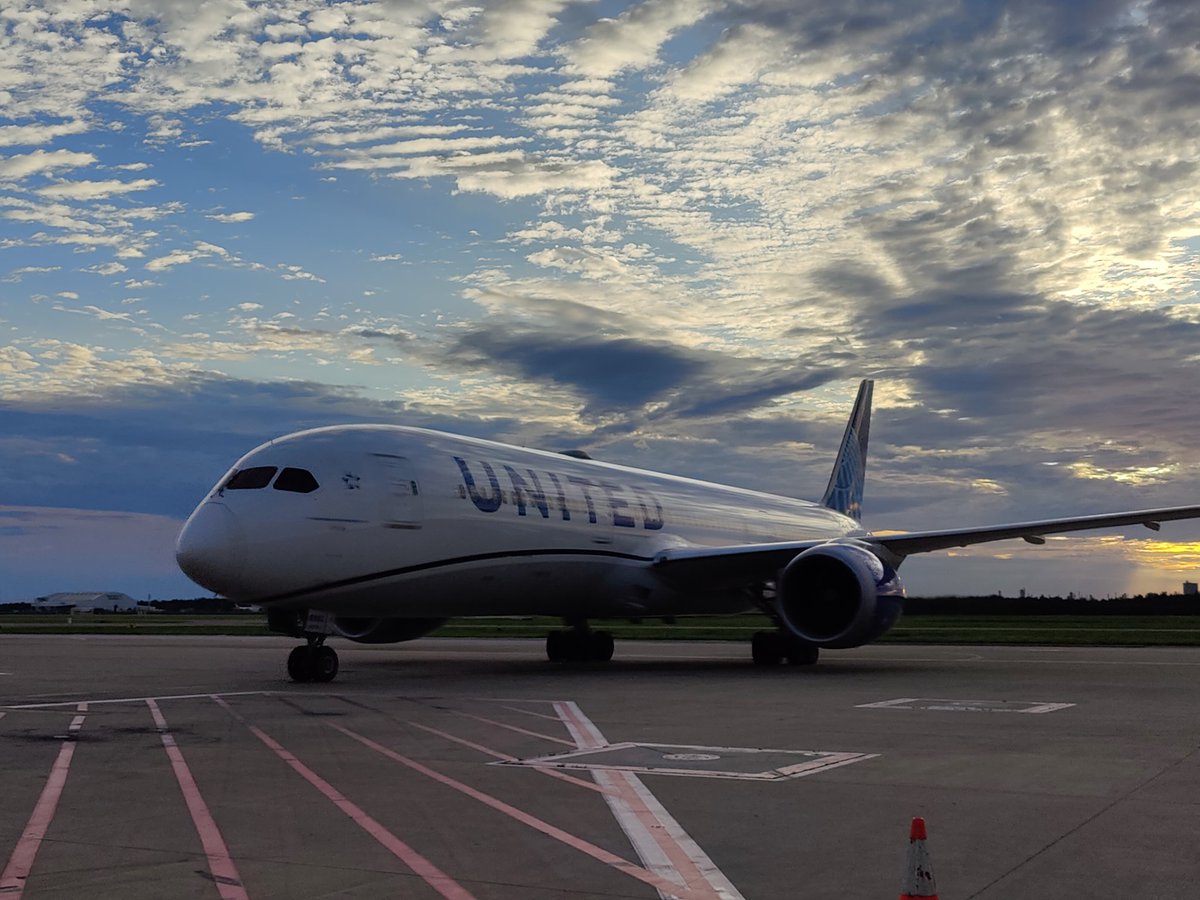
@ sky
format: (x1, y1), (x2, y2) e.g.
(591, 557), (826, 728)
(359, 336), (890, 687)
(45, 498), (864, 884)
(2, 0), (1199, 603)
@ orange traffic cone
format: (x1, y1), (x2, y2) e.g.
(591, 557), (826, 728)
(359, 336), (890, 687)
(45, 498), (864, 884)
(899, 817), (938, 900)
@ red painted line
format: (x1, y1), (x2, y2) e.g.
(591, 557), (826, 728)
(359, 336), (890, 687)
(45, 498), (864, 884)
(329, 723), (708, 900)
(553, 701), (608, 749)
(146, 700), (248, 900)
(497, 705), (562, 722)
(210, 697), (475, 900)
(0, 705), (87, 898)
(407, 721), (613, 795)
(449, 711), (576, 746)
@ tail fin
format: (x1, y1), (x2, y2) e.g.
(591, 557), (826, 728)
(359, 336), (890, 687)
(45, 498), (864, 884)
(820, 379), (873, 521)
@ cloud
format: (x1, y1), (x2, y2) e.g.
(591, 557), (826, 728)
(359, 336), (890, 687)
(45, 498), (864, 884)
(0, 149), (97, 179)
(144, 241), (231, 271)
(36, 178), (159, 200)
(0, 119), (89, 147)
(2, 0), (1199, 599)
(206, 211), (256, 223)
(564, 0), (719, 78)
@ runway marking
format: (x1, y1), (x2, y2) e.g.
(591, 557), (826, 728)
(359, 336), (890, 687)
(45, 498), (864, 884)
(449, 710), (576, 747)
(407, 721), (613, 795)
(856, 697), (1076, 713)
(514, 742), (878, 781)
(329, 722), (712, 900)
(0, 704), (87, 898)
(554, 701), (744, 900)
(146, 700), (248, 900)
(210, 696), (475, 900)
(496, 704), (562, 721)
(3, 691), (272, 710)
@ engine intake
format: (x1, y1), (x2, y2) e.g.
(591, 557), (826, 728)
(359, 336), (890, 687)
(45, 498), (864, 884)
(776, 542), (904, 648)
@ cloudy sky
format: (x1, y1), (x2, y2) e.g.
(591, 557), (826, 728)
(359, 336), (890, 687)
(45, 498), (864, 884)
(2, 0), (1199, 603)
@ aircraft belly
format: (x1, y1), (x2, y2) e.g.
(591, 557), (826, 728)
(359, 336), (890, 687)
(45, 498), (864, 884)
(272, 554), (702, 618)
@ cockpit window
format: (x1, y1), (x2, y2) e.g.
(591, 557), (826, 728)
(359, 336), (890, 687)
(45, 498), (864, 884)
(273, 467), (320, 494)
(224, 466), (277, 490)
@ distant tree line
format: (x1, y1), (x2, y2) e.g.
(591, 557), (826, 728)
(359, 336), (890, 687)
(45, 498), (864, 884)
(0, 597), (246, 614)
(904, 593), (1200, 615)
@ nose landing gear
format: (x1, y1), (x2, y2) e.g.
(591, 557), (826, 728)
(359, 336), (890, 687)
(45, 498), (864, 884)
(546, 624), (615, 663)
(287, 638), (339, 683)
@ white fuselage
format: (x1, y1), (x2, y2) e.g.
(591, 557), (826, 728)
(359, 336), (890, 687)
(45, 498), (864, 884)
(176, 425), (866, 619)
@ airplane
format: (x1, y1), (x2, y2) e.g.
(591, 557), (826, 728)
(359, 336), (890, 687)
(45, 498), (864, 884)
(175, 380), (1200, 682)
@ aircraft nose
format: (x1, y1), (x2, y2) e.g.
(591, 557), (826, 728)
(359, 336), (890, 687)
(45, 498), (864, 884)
(176, 502), (246, 596)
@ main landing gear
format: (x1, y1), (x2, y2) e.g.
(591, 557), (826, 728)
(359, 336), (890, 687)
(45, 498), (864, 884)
(287, 636), (339, 683)
(751, 630), (819, 666)
(546, 625), (615, 663)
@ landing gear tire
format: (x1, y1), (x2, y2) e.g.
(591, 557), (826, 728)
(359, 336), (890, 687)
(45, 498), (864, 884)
(589, 631), (615, 662)
(288, 646), (314, 682)
(546, 630), (567, 663)
(751, 631), (784, 666)
(752, 632), (819, 667)
(786, 644), (819, 666)
(546, 629), (615, 663)
(287, 642), (339, 683)
(312, 645), (339, 682)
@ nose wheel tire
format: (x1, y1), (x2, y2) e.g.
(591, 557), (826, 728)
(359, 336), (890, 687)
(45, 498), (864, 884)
(288, 644), (339, 683)
(546, 630), (614, 663)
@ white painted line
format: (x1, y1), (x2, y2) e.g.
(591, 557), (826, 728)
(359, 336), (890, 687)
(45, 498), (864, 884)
(555, 702), (744, 900)
(496, 704), (563, 722)
(855, 697), (1075, 713)
(855, 697), (921, 709)
(408, 721), (612, 795)
(516, 742), (878, 781)
(330, 722), (701, 900)
(1022, 702), (1076, 714)
(3, 691), (273, 710)
(449, 710), (576, 746)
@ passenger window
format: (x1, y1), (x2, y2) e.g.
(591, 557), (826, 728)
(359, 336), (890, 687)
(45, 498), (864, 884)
(273, 467), (320, 494)
(224, 467), (277, 490)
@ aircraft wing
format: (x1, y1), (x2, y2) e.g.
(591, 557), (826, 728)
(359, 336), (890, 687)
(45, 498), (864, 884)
(652, 539), (833, 583)
(870, 505), (1200, 557)
(652, 504), (1200, 585)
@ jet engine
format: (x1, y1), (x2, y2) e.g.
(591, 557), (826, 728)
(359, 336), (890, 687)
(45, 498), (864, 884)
(775, 542), (904, 648)
(332, 617), (447, 644)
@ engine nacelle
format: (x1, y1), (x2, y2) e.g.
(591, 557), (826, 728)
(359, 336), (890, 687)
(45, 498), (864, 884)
(775, 542), (904, 649)
(333, 617), (447, 644)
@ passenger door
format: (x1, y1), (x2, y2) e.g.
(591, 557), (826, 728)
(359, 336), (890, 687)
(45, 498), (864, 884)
(373, 454), (422, 528)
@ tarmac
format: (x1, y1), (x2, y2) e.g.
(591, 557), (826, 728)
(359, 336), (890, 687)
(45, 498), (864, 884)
(2, 635), (1200, 899)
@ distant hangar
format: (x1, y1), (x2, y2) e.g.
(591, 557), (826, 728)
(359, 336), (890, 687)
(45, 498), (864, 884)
(34, 592), (139, 613)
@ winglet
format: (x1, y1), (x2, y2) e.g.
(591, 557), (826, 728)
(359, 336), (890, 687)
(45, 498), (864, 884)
(820, 379), (873, 521)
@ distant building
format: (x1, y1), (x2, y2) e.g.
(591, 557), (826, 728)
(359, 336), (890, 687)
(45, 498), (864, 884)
(34, 592), (138, 613)
(1185, 582), (1198, 596)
